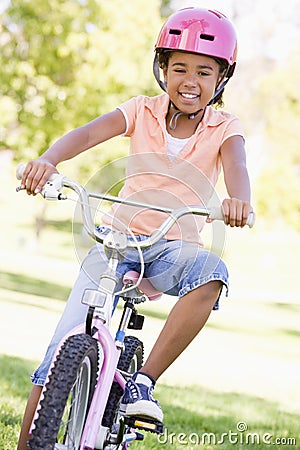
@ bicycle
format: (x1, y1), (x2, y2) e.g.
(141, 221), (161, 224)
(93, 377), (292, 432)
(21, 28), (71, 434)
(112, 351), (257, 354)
(16, 164), (255, 450)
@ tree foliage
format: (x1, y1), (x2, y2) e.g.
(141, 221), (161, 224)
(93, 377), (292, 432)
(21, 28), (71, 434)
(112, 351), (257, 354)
(0, 0), (162, 169)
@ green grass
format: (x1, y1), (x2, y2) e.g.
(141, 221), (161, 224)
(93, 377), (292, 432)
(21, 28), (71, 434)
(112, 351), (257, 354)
(132, 384), (300, 449)
(0, 271), (70, 301)
(0, 355), (36, 450)
(1, 354), (299, 449)
(1, 255), (300, 449)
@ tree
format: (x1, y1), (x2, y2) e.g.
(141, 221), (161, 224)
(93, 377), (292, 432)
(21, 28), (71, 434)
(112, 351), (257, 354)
(1, 0), (98, 157)
(0, 0), (162, 178)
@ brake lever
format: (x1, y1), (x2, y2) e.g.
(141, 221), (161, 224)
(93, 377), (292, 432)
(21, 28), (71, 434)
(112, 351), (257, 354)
(39, 174), (67, 200)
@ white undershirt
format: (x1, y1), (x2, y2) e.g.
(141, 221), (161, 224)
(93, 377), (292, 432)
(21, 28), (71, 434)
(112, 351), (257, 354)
(166, 131), (191, 158)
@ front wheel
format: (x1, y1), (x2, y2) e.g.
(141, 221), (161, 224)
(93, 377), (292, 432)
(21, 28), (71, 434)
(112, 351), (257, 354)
(29, 333), (101, 450)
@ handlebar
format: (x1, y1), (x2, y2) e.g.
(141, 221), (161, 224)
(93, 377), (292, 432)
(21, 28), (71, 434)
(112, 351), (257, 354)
(16, 164), (255, 249)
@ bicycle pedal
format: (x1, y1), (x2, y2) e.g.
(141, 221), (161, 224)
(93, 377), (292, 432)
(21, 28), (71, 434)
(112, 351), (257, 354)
(123, 416), (164, 434)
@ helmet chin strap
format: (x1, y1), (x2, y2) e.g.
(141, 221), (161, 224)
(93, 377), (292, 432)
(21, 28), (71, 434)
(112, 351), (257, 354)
(168, 103), (204, 131)
(208, 63), (235, 105)
(207, 78), (229, 106)
(153, 53), (167, 92)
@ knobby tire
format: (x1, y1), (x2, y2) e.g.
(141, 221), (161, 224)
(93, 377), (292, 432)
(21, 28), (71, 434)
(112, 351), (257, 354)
(29, 333), (99, 450)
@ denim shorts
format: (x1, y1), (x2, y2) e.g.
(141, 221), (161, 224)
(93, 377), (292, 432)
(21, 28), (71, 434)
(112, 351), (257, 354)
(31, 228), (229, 385)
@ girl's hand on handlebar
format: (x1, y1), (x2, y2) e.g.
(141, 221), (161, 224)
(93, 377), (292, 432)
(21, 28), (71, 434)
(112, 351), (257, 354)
(21, 160), (58, 195)
(222, 198), (253, 228)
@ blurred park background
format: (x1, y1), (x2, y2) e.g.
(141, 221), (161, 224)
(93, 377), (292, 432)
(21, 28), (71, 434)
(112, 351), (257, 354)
(1, 0), (300, 448)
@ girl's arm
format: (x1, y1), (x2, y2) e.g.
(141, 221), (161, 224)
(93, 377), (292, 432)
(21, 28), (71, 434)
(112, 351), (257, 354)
(220, 135), (253, 227)
(22, 108), (126, 195)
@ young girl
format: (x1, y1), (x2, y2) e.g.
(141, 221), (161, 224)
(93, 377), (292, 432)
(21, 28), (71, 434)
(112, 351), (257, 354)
(18, 7), (253, 449)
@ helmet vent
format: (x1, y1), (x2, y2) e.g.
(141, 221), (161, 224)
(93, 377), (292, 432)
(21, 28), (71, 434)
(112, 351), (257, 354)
(200, 34), (214, 41)
(169, 29), (181, 35)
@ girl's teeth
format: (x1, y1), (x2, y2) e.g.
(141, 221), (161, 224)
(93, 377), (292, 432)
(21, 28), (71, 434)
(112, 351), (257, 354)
(182, 93), (197, 99)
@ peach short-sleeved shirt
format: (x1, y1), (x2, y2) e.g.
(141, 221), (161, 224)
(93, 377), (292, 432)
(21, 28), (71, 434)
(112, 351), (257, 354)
(102, 94), (244, 245)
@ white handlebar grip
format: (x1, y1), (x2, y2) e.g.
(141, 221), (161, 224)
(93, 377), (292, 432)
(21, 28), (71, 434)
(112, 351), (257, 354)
(209, 207), (255, 228)
(246, 212), (256, 228)
(16, 163), (26, 180)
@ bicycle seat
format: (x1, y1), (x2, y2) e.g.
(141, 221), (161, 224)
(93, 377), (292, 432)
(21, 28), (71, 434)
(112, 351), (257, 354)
(123, 271), (162, 301)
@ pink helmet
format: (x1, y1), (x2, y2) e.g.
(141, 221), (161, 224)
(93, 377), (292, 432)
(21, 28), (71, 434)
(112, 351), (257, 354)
(155, 7), (237, 66)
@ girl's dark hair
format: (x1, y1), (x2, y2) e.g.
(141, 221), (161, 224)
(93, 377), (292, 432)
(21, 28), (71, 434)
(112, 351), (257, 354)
(157, 50), (229, 108)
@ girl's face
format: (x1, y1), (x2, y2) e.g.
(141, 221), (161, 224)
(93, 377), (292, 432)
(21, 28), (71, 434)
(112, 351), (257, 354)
(163, 51), (222, 114)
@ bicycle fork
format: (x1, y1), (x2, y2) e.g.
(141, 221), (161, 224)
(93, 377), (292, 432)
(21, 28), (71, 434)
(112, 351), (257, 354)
(81, 298), (145, 449)
(80, 321), (122, 450)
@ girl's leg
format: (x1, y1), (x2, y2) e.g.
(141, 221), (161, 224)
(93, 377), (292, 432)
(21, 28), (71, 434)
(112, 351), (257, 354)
(17, 385), (42, 450)
(141, 280), (222, 380)
(120, 280), (222, 422)
(120, 242), (228, 421)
